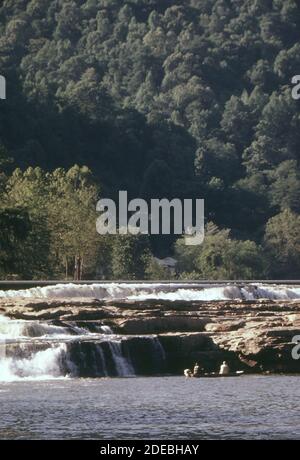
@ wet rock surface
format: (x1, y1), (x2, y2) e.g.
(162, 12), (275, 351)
(1, 297), (300, 374)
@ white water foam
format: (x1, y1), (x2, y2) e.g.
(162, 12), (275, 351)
(107, 341), (135, 377)
(0, 313), (104, 341)
(128, 286), (233, 301)
(0, 282), (299, 302)
(0, 314), (102, 381)
(0, 344), (68, 382)
(0, 316), (75, 340)
(127, 284), (300, 301)
(0, 283), (164, 299)
(0, 315), (29, 339)
(97, 325), (114, 334)
(0, 314), (137, 380)
(0, 281), (298, 381)
(241, 285), (300, 300)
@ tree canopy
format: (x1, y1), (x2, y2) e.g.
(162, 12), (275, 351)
(0, 0), (299, 279)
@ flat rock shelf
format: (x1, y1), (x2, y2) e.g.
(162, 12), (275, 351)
(0, 296), (299, 377)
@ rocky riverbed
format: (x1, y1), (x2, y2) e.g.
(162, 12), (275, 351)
(1, 296), (299, 374)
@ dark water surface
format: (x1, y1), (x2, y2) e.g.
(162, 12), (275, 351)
(0, 376), (299, 440)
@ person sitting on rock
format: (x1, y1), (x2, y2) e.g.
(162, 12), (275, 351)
(193, 362), (201, 376)
(184, 369), (192, 378)
(219, 361), (230, 375)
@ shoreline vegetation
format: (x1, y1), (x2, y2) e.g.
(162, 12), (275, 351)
(0, 0), (300, 281)
(0, 166), (299, 281)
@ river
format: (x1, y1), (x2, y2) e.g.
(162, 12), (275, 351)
(0, 282), (299, 439)
(0, 375), (299, 439)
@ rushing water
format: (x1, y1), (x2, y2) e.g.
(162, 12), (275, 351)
(0, 282), (300, 301)
(0, 282), (299, 439)
(0, 281), (299, 380)
(0, 376), (299, 440)
(0, 313), (166, 381)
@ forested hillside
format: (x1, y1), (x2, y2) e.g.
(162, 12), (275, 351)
(0, 0), (300, 279)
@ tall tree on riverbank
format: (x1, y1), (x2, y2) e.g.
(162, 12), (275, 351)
(46, 165), (102, 278)
(112, 234), (152, 280)
(0, 207), (30, 277)
(264, 209), (300, 279)
(3, 165), (110, 279)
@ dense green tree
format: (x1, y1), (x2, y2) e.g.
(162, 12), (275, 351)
(112, 234), (152, 280)
(176, 223), (266, 280)
(0, 207), (30, 277)
(46, 165), (104, 278)
(195, 138), (240, 185)
(264, 209), (300, 278)
(269, 160), (300, 213)
(3, 165), (109, 279)
(145, 258), (173, 280)
(0, 0), (299, 278)
(221, 96), (254, 151)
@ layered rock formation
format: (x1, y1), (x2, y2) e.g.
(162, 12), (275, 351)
(1, 296), (299, 374)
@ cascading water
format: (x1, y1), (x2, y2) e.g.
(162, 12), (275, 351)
(0, 314), (166, 382)
(0, 344), (68, 382)
(107, 342), (135, 377)
(1, 281), (298, 381)
(0, 282), (300, 301)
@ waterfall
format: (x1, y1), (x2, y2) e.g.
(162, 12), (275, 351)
(2, 281), (298, 382)
(0, 315), (88, 339)
(107, 342), (135, 377)
(0, 344), (68, 382)
(0, 282), (299, 301)
(0, 314), (166, 381)
(95, 325), (113, 334)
